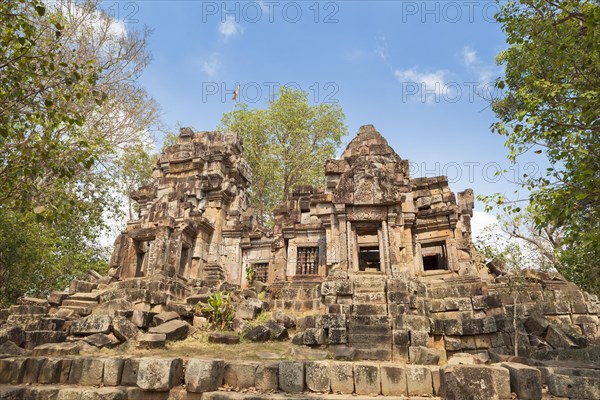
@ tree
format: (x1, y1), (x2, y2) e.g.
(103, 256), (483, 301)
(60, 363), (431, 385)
(488, 0), (600, 294)
(0, 0), (158, 305)
(220, 87), (347, 224)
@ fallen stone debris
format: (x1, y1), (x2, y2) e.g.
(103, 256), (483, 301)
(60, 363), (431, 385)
(1, 126), (599, 399)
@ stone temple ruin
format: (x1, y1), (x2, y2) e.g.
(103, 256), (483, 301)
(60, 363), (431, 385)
(1, 125), (600, 399)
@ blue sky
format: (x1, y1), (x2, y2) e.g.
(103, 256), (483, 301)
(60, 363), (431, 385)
(103, 1), (537, 221)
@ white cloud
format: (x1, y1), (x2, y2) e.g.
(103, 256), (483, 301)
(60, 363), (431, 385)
(107, 18), (127, 38)
(463, 46), (478, 66)
(375, 35), (388, 61)
(201, 54), (220, 78)
(394, 67), (453, 103)
(471, 210), (499, 243)
(219, 15), (243, 39)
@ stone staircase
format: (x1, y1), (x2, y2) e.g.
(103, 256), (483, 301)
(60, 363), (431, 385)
(348, 276), (392, 360)
(202, 263), (226, 286)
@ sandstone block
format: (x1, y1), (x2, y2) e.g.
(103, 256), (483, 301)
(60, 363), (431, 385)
(321, 280), (353, 296)
(112, 316), (139, 342)
(264, 320), (288, 340)
(380, 363), (408, 396)
(407, 365), (433, 396)
(236, 298), (263, 320)
(69, 358), (104, 386)
(410, 345), (442, 365)
(137, 357), (183, 391)
(22, 357), (44, 383)
(244, 325), (271, 342)
(279, 361), (304, 393)
(545, 372), (600, 399)
(207, 333), (240, 344)
(223, 361), (258, 389)
(316, 313), (345, 329)
(120, 358), (140, 386)
(148, 319), (191, 341)
(255, 362), (279, 391)
(500, 362), (542, 400)
(23, 330), (67, 349)
(71, 314), (112, 335)
(440, 364), (511, 400)
(131, 311), (156, 328)
(84, 333), (115, 348)
(303, 327), (326, 345)
(37, 358), (63, 384)
(0, 340), (24, 356)
(0, 357), (26, 384)
(137, 333), (166, 349)
(104, 358), (124, 386)
(152, 311), (179, 326)
(186, 359), (225, 392)
(0, 326), (25, 346)
(305, 361), (330, 393)
(353, 362), (380, 395)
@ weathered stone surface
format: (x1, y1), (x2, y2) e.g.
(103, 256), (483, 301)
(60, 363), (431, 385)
(440, 364), (511, 400)
(380, 363), (408, 396)
(223, 361), (258, 389)
(137, 333), (166, 349)
(279, 361), (305, 393)
(303, 327), (326, 345)
(71, 314), (112, 335)
(410, 345), (442, 365)
(334, 345), (356, 361)
(0, 357), (26, 384)
(104, 358), (124, 386)
(545, 325), (578, 349)
(255, 362), (279, 391)
(112, 316), (139, 341)
(32, 342), (80, 356)
(524, 315), (549, 336)
(148, 319), (191, 341)
(9, 304), (47, 315)
(186, 359), (225, 392)
(131, 311), (156, 328)
(92, 298), (133, 315)
(544, 371), (600, 399)
(208, 333), (240, 344)
(68, 358), (105, 385)
(305, 361), (330, 393)
(353, 362), (380, 395)
(244, 325), (271, 342)
(500, 362), (542, 400)
(152, 311), (179, 326)
(37, 358), (63, 384)
(137, 357), (183, 391)
(0, 326), (25, 346)
(407, 365), (433, 396)
(0, 340), (24, 355)
(24, 330), (66, 349)
(264, 320), (288, 340)
(329, 361), (354, 394)
(272, 310), (295, 328)
(22, 357), (44, 383)
(236, 298), (263, 320)
(84, 333), (115, 348)
(120, 358), (140, 386)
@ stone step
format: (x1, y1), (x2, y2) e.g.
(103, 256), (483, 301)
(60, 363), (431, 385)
(61, 299), (98, 308)
(8, 305), (48, 315)
(6, 314), (47, 330)
(351, 277), (387, 293)
(68, 291), (103, 301)
(58, 305), (92, 316)
(353, 292), (387, 303)
(0, 386), (440, 400)
(352, 303), (388, 315)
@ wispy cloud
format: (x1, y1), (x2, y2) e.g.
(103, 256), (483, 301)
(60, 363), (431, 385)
(200, 54), (220, 77)
(463, 46), (477, 66)
(462, 45), (500, 84)
(219, 15), (243, 39)
(375, 35), (388, 61)
(394, 67), (452, 103)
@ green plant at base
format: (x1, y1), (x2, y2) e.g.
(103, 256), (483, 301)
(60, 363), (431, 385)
(200, 291), (235, 330)
(245, 266), (256, 286)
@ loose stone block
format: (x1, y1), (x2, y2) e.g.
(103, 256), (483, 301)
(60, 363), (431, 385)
(186, 359), (225, 392)
(137, 333), (166, 349)
(329, 361), (354, 394)
(303, 327), (326, 345)
(409, 345), (442, 365)
(380, 363), (408, 396)
(500, 362), (542, 400)
(0, 326), (25, 346)
(407, 365), (433, 396)
(0, 341), (24, 356)
(223, 361), (258, 389)
(71, 314), (112, 335)
(279, 361), (305, 393)
(305, 361), (330, 393)
(440, 364), (511, 400)
(111, 316), (139, 342)
(148, 319), (191, 341)
(353, 362), (381, 395)
(137, 357), (183, 391)
(152, 311), (179, 326)
(255, 362), (278, 391)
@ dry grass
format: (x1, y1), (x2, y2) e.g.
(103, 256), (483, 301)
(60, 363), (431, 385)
(89, 331), (327, 361)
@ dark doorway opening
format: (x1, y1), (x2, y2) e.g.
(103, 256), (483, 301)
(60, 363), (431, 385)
(421, 242), (448, 272)
(359, 246), (381, 271)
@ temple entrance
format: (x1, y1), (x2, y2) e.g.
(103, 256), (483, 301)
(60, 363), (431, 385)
(355, 223), (382, 272)
(421, 241), (448, 271)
